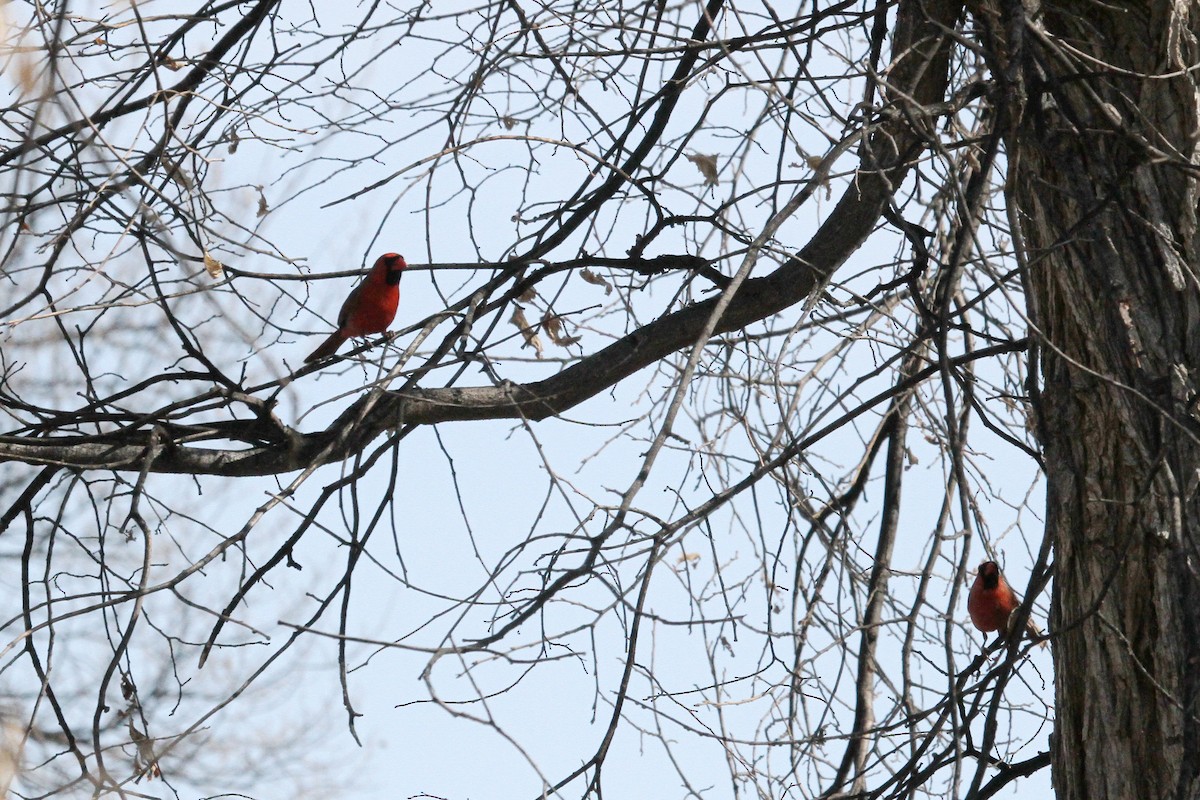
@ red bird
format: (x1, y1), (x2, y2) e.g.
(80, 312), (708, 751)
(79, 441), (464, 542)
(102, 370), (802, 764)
(305, 253), (407, 363)
(967, 561), (1046, 647)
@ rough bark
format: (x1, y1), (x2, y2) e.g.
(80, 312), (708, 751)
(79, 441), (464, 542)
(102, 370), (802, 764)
(992, 1), (1200, 797)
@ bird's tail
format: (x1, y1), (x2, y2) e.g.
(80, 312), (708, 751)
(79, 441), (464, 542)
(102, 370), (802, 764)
(304, 330), (347, 363)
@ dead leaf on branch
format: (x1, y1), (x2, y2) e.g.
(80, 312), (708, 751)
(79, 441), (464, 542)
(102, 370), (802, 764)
(159, 155), (192, 190)
(794, 152), (832, 197)
(15, 54), (37, 95)
(203, 251), (224, 279)
(127, 719), (161, 781)
(510, 306), (543, 358)
(541, 312), (581, 348)
(685, 152), (719, 185)
(579, 268), (612, 295)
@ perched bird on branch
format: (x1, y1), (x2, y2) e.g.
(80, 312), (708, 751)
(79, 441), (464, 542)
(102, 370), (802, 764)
(305, 252), (407, 363)
(968, 560), (1046, 647)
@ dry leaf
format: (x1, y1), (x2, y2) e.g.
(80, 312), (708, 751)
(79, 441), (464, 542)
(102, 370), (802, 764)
(127, 719), (161, 781)
(256, 187), (268, 218)
(541, 312), (581, 348)
(227, 129), (239, 154)
(139, 203), (166, 233)
(16, 54), (37, 95)
(802, 154), (832, 197)
(685, 152), (719, 185)
(676, 552), (701, 564)
(501, 115), (517, 130)
(203, 251), (224, 279)
(510, 306), (543, 358)
(541, 312), (563, 341)
(516, 284), (537, 302)
(579, 268), (612, 295)
(159, 156), (192, 190)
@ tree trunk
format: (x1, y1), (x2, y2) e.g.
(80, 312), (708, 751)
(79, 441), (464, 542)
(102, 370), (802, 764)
(994, 1), (1200, 797)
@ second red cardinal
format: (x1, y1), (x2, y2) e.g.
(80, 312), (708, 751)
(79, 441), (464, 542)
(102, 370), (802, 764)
(305, 253), (407, 363)
(967, 560), (1046, 646)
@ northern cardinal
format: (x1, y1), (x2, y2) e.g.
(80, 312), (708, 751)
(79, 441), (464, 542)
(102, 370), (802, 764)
(305, 253), (407, 363)
(967, 560), (1046, 647)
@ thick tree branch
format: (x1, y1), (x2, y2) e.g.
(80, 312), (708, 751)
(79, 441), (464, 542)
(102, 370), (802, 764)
(0, 0), (963, 477)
